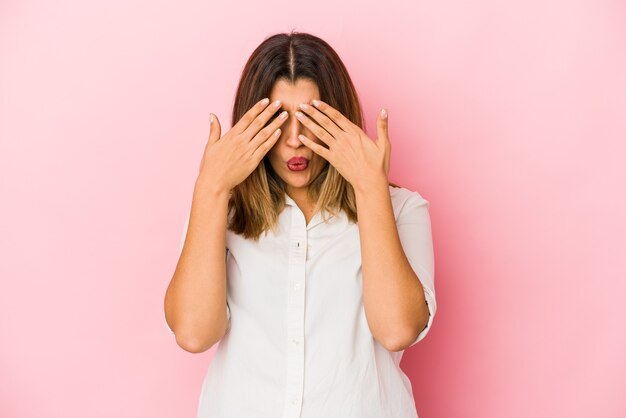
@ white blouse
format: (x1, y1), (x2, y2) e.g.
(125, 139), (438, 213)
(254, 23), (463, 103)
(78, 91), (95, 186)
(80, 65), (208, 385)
(166, 185), (437, 418)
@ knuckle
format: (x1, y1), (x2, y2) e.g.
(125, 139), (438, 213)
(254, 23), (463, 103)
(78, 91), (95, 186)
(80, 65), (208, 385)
(319, 118), (331, 130)
(264, 111), (280, 126)
(272, 116), (285, 130)
(250, 118), (264, 132)
(251, 104), (264, 116)
(258, 125), (273, 138)
(264, 115), (278, 130)
(235, 117), (250, 132)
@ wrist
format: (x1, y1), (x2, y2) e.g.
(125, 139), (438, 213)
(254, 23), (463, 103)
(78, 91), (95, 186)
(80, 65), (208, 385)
(194, 176), (231, 200)
(353, 172), (389, 196)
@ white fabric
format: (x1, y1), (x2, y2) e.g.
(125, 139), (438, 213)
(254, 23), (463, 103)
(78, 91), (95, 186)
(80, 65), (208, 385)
(166, 185), (436, 418)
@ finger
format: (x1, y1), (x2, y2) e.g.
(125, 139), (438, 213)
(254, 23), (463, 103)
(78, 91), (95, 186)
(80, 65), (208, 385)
(241, 99), (283, 140)
(376, 108), (389, 150)
(377, 108), (391, 175)
(298, 103), (344, 138)
(232, 97), (272, 135)
(201, 113), (222, 174)
(208, 113), (221, 145)
(251, 125), (283, 162)
(295, 111), (335, 146)
(199, 153), (205, 174)
(298, 134), (332, 162)
(311, 99), (357, 133)
(249, 109), (288, 151)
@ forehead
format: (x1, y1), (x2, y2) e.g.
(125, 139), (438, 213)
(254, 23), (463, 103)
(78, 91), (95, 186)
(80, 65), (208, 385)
(269, 78), (320, 104)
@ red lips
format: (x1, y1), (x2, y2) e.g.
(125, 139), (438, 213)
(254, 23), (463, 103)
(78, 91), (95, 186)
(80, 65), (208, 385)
(287, 157), (309, 165)
(287, 156), (309, 171)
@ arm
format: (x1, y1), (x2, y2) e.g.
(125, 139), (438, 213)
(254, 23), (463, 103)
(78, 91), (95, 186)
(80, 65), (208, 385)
(355, 177), (431, 352)
(163, 177), (230, 353)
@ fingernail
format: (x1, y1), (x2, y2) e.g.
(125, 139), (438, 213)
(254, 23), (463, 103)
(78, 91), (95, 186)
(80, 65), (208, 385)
(210, 113), (214, 123)
(381, 108), (388, 119)
(312, 99), (320, 107)
(261, 98), (270, 105)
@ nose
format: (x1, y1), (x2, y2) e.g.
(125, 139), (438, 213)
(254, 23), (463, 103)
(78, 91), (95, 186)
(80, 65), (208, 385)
(283, 112), (306, 148)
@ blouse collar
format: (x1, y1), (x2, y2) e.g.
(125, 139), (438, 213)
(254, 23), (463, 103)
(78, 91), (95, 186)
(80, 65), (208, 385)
(283, 192), (339, 230)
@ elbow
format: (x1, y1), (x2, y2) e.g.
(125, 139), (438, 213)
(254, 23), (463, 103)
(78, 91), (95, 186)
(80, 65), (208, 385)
(380, 332), (415, 352)
(174, 332), (219, 354)
(176, 334), (217, 353)
(164, 302), (229, 353)
(173, 320), (229, 353)
(380, 314), (429, 352)
(375, 326), (413, 352)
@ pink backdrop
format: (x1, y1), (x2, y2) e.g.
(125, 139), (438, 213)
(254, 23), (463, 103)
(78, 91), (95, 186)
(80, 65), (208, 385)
(1, 1), (625, 417)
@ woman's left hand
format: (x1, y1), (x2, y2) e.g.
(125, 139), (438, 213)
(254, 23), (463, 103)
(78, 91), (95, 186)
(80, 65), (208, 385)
(295, 99), (391, 192)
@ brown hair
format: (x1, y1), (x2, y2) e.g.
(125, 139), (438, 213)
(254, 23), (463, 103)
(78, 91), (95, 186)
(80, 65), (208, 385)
(227, 30), (400, 240)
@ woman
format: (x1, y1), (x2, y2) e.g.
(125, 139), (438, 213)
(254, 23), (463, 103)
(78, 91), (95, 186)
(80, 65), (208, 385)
(164, 31), (437, 418)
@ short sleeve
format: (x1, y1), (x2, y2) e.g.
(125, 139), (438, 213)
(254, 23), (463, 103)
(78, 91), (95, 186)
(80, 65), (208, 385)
(164, 210), (231, 336)
(395, 191), (437, 347)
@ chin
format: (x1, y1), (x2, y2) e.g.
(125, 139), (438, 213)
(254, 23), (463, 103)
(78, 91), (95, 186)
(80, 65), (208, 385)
(282, 173), (311, 185)
(285, 178), (310, 187)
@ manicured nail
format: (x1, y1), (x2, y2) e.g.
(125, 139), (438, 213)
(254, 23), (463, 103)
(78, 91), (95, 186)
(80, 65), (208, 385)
(312, 99), (320, 107)
(273, 100), (282, 108)
(209, 113), (214, 123)
(299, 103), (309, 110)
(261, 98), (270, 105)
(279, 111), (288, 119)
(380, 108), (388, 119)
(295, 111), (304, 119)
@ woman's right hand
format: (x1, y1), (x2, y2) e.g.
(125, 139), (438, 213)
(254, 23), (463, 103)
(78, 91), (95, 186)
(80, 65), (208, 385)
(196, 97), (288, 194)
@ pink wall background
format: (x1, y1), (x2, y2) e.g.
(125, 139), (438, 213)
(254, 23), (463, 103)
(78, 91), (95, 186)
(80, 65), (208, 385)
(1, 0), (625, 417)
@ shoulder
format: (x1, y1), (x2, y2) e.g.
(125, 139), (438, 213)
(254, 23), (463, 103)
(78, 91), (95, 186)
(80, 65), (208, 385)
(388, 184), (430, 219)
